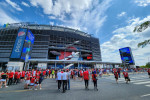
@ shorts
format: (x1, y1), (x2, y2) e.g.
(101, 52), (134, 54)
(34, 84), (38, 86)
(21, 77), (24, 79)
(30, 83), (34, 86)
(0, 79), (6, 82)
(39, 79), (43, 84)
(125, 77), (129, 80)
(26, 80), (30, 84)
(115, 77), (118, 80)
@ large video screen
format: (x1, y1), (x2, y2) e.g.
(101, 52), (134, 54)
(119, 47), (135, 65)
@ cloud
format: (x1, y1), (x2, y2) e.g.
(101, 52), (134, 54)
(117, 12), (126, 17)
(101, 15), (150, 66)
(0, 8), (20, 25)
(49, 22), (54, 25)
(30, 0), (53, 14)
(134, 0), (150, 7)
(5, 0), (23, 11)
(29, 0), (112, 36)
(21, 1), (30, 7)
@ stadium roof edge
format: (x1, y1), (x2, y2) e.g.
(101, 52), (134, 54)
(0, 22), (94, 38)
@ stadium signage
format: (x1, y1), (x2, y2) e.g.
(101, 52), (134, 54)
(10, 28), (27, 59)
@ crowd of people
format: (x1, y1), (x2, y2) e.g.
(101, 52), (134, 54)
(0, 67), (150, 93)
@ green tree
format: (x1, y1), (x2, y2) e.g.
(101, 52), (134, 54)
(146, 63), (150, 68)
(133, 21), (150, 48)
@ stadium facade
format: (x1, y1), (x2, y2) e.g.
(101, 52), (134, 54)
(0, 23), (102, 70)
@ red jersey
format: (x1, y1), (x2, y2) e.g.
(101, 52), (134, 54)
(14, 72), (18, 78)
(43, 71), (46, 75)
(80, 71), (83, 76)
(17, 72), (21, 79)
(83, 71), (89, 80)
(123, 72), (128, 77)
(114, 72), (118, 77)
(148, 69), (150, 73)
(49, 70), (51, 74)
(21, 71), (25, 77)
(30, 77), (35, 83)
(92, 74), (97, 81)
(26, 73), (30, 80)
(9, 72), (14, 78)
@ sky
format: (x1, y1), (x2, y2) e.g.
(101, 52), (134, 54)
(0, 0), (150, 66)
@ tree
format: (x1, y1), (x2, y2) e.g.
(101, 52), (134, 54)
(133, 21), (150, 48)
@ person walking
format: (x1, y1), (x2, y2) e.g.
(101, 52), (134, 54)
(61, 70), (68, 93)
(8, 70), (14, 85)
(52, 69), (55, 78)
(114, 72), (118, 84)
(147, 68), (150, 78)
(57, 70), (62, 91)
(123, 71), (130, 84)
(83, 69), (89, 90)
(117, 68), (121, 78)
(0, 71), (8, 88)
(66, 69), (70, 90)
(92, 71), (98, 91)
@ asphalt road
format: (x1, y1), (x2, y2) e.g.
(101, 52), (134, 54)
(0, 73), (150, 100)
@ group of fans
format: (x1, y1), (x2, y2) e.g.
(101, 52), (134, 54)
(0, 67), (150, 92)
(0, 69), (55, 89)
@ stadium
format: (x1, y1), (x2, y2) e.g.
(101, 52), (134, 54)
(0, 23), (105, 70)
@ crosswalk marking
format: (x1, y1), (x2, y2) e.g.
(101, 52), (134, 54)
(134, 81), (150, 85)
(145, 85), (150, 87)
(102, 75), (150, 87)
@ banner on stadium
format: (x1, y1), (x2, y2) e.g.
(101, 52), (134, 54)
(10, 28), (27, 59)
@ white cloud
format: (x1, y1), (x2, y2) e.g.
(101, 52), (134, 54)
(30, 0), (53, 14)
(117, 12), (126, 17)
(29, 0), (112, 36)
(21, 1), (30, 7)
(5, 0), (23, 11)
(49, 22), (54, 25)
(0, 8), (20, 25)
(48, 16), (56, 20)
(101, 15), (150, 66)
(135, 0), (150, 7)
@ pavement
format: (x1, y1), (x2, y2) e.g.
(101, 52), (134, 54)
(0, 73), (150, 100)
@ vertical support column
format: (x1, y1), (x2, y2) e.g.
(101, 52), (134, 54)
(55, 62), (57, 69)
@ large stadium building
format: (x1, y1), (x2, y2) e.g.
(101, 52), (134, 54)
(0, 23), (102, 70)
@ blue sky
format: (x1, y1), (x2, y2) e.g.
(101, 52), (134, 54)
(0, 0), (150, 66)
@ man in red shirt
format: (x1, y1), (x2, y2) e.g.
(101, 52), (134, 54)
(147, 68), (150, 78)
(83, 69), (89, 90)
(14, 71), (19, 84)
(20, 71), (25, 82)
(114, 72), (118, 84)
(8, 71), (14, 85)
(123, 71), (130, 84)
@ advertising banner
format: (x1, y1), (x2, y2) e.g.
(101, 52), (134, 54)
(119, 47), (135, 65)
(21, 29), (35, 61)
(10, 28), (27, 59)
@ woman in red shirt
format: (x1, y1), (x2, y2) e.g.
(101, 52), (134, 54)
(114, 72), (118, 84)
(92, 71), (98, 91)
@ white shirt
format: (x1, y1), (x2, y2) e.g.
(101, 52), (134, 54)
(67, 71), (71, 79)
(62, 72), (68, 80)
(57, 72), (62, 80)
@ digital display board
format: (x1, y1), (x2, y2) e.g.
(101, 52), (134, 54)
(21, 30), (34, 61)
(119, 47), (135, 65)
(10, 28), (27, 59)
